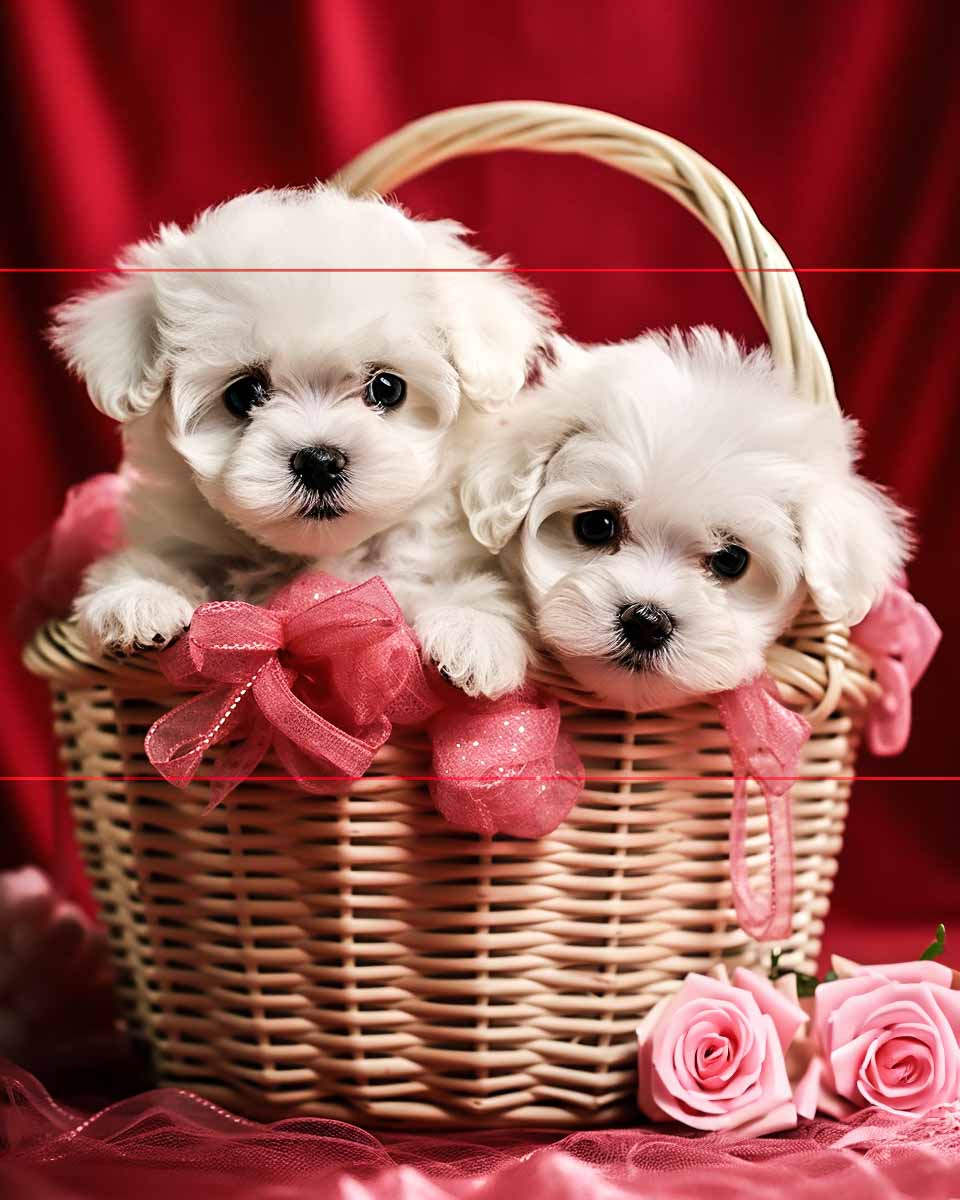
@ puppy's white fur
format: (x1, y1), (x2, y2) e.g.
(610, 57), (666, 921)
(462, 329), (911, 711)
(52, 185), (551, 697)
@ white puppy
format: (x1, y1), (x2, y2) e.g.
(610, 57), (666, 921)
(462, 328), (910, 711)
(52, 185), (551, 697)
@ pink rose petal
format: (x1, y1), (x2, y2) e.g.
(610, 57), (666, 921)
(793, 1055), (821, 1120)
(733, 966), (807, 1054)
(853, 960), (955, 988)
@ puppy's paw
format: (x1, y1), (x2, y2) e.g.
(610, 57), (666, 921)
(76, 580), (199, 653)
(416, 607), (530, 700)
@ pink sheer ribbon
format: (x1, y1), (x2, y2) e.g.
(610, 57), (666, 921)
(716, 674), (812, 943)
(850, 575), (941, 756)
(145, 573), (440, 807)
(717, 576), (940, 942)
(144, 571), (584, 835)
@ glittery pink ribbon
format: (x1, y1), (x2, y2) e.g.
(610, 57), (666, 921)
(430, 687), (584, 838)
(144, 573), (440, 807)
(717, 674), (812, 943)
(850, 576), (941, 756)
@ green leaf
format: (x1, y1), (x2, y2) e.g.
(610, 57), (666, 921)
(920, 923), (947, 961)
(769, 948), (782, 980)
(823, 970), (838, 982)
(794, 972), (821, 998)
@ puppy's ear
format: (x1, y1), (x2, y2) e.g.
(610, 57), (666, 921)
(461, 384), (576, 552)
(422, 220), (556, 413)
(461, 438), (553, 553)
(50, 241), (167, 421)
(800, 453), (912, 625)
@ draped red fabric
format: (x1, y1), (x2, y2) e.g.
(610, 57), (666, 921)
(1, 0), (958, 962)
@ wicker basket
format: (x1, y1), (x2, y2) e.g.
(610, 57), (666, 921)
(24, 102), (880, 1127)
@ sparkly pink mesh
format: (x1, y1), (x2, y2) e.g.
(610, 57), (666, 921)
(429, 687), (583, 837)
(3, 1064), (959, 1200)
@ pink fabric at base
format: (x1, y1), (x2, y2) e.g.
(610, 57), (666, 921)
(2, 1063), (960, 1200)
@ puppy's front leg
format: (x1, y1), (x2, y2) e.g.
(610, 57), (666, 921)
(397, 574), (533, 701)
(75, 548), (209, 652)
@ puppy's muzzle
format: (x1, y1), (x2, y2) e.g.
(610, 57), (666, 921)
(617, 603), (675, 654)
(290, 445), (348, 497)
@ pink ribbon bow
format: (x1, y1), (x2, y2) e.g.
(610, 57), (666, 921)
(850, 576), (941, 756)
(145, 573), (439, 807)
(145, 570), (585, 837)
(429, 687), (584, 838)
(717, 674), (812, 943)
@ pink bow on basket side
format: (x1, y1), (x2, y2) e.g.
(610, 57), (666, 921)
(850, 574), (941, 756)
(144, 571), (584, 835)
(15, 471), (128, 637)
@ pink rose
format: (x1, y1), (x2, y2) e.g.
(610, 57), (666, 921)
(0, 867), (114, 1067)
(636, 964), (807, 1136)
(796, 957), (960, 1119)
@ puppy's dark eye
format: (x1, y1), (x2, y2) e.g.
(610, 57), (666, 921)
(708, 544), (750, 580)
(223, 374), (269, 419)
(573, 509), (620, 547)
(365, 370), (406, 410)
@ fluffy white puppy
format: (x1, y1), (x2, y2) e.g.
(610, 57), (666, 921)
(462, 328), (910, 711)
(52, 184), (551, 697)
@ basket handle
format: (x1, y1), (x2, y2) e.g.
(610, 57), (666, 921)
(334, 100), (837, 411)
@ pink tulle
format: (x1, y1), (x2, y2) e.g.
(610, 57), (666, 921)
(717, 674), (812, 943)
(15, 471), (126, 636)
(850, 576), (941, 756)
(2, 1062), (959, 1200)
(429, 687), (584, 837)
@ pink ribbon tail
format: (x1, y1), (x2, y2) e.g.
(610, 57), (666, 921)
(145, 682), (254, 788)
(206, 722), (274, 810)
(717, 674), (811, 942)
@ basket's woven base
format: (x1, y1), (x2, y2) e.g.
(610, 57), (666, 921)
(44, 645), (861, 1125)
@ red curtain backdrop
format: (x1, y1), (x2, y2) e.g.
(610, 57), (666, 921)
(1, 0), (957, 962)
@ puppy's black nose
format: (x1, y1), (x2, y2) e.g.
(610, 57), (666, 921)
(290, 445), (348, 495)
(618, 603), (675, 652)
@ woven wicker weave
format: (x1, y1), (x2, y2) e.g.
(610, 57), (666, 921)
(24, 102), (878, 1127)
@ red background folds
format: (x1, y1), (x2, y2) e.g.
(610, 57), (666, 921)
(1, 0), (958, 963)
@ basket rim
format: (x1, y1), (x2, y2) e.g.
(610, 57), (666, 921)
(23, 604), (879, 727)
